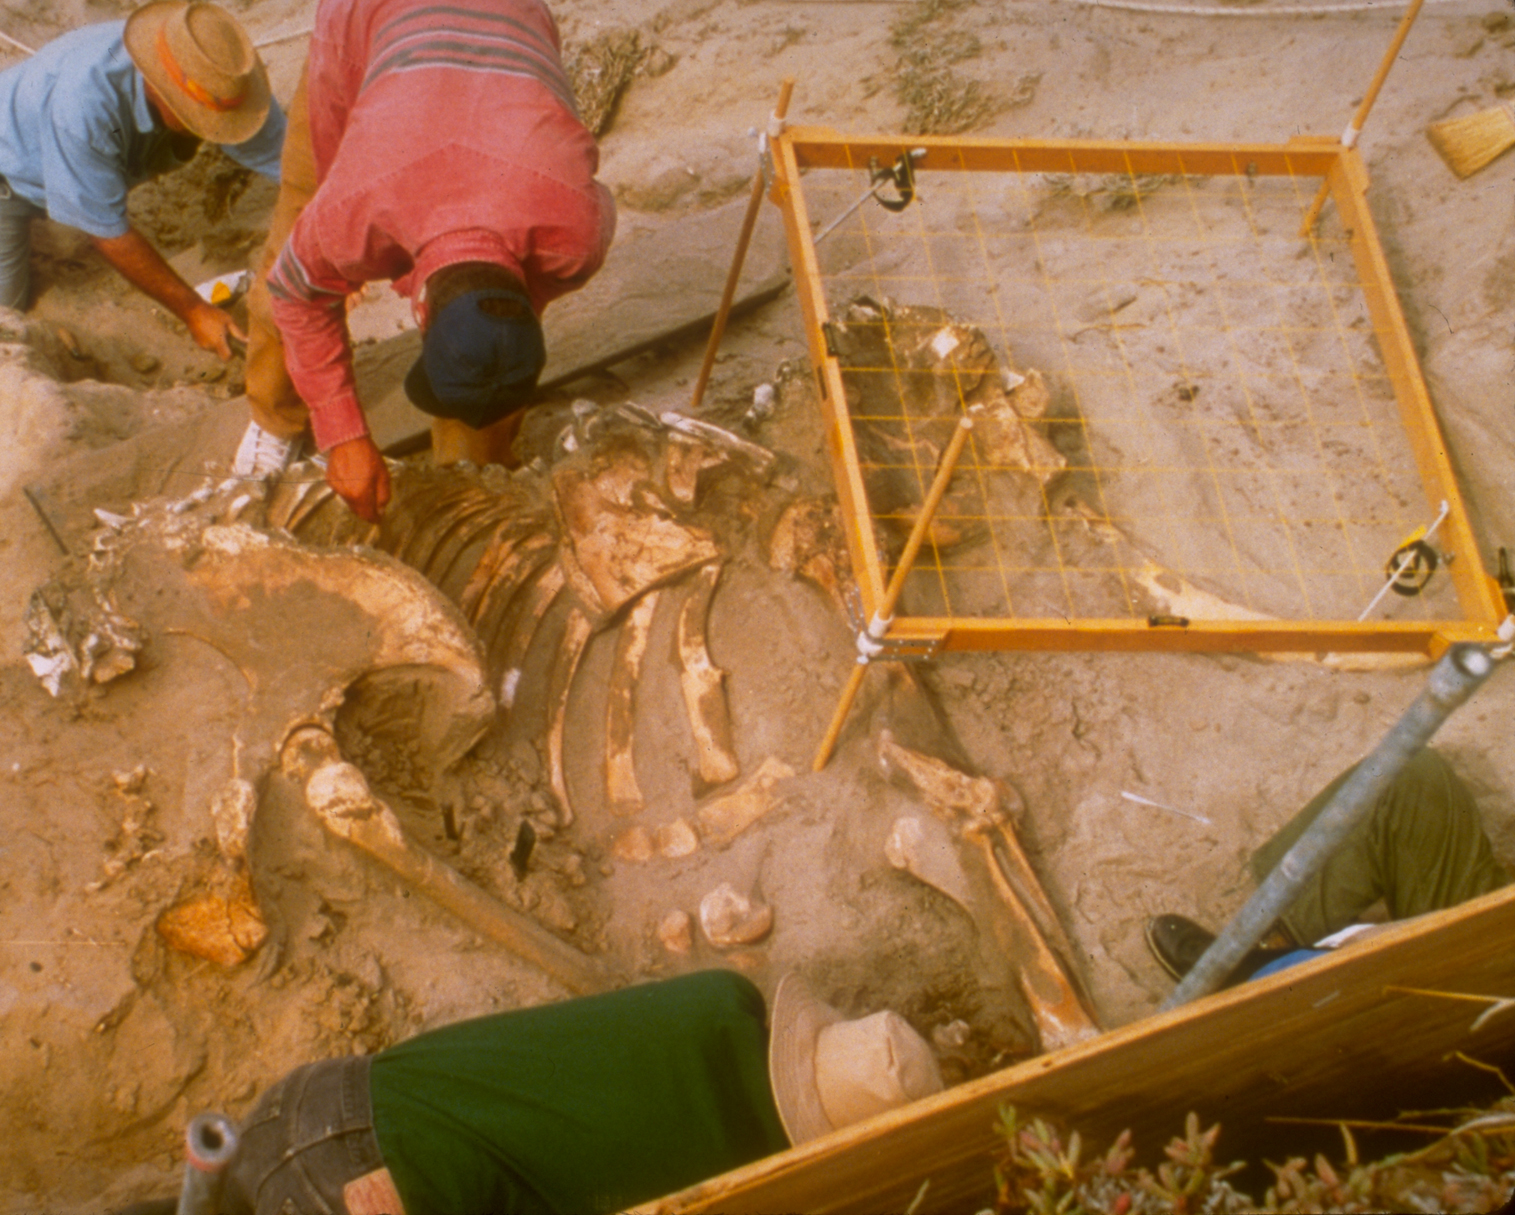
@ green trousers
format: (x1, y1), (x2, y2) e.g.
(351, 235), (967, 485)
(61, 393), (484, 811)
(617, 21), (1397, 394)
(1251, 748), (1509, 948)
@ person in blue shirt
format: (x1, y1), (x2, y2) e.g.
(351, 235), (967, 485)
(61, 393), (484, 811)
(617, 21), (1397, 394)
(0, 1), (284, 358)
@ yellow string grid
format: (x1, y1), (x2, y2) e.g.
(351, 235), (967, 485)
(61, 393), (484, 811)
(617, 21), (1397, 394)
(769, 131), (1505, 660)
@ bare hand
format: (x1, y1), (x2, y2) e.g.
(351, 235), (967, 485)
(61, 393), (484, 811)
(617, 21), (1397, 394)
(185, 301), (247, 361)
(325, 436), (392, 524)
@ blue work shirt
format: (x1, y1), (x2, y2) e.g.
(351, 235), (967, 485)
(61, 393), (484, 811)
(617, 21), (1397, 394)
(0, 21), (283, 239)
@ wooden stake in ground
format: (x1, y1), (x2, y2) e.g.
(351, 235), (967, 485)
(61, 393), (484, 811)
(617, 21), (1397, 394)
(812, 414), (975, 772)
(687, 77), (794, 415)
(1299, 0), (1425, 237)
(1427, 103), (1515, 179)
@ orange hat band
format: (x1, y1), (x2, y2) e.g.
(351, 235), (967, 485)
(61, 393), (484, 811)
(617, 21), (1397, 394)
(155, 25), (246, 112)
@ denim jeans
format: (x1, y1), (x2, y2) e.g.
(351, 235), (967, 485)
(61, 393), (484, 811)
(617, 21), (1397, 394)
(0, 177), (44, 310)
(221, 1054), (387, 1215)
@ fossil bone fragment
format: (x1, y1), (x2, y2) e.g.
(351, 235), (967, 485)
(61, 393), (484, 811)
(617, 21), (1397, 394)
(287, 726), (605, 996)
(766, 497), (852, 617)
(87, 767), (163, 892)
(612, 824), (655, 864)
(677, 562), (740, 791)
(419, 499), (523, 601)
(552, 443), (720, 616)
(833, 296), (1062, 552)
(155, 774), (269, 969)
(209, 778), (256, 861)
(694, 756), (795, 847)
(23, 584), (143, 697)
(885, 814), (974, 915)
(389, 483), (493, 570)
(698, 882), (772, 948)
(458, 521), (542, 620)
(470, 538), (557, 667)
(665, 438), (722, 506)
(878, 732), (999, 827)
(496, 563), (566, 710)
(657, 909), (693, 955)
(665, 435), (730, 506)
(658, 411), (777, 476)
(655, 817), (700, 859)
(156, 868), (267, 968)
(103, 521), (494, 780)
(29, 508), (498, 969)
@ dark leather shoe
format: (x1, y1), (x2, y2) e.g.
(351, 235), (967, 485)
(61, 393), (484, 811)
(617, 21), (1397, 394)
(1145, 914), (1293, 987)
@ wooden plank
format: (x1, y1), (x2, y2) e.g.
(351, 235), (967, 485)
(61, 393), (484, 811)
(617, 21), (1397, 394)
(360, 191), (791, 455)
(639, 885), (1515, 1214)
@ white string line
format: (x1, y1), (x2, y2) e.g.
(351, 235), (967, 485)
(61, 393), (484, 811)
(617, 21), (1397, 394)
(1071, 0), (1467, 15)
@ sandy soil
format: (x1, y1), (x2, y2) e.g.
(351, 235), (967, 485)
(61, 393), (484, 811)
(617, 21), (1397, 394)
(3, 0), (1515, 1210)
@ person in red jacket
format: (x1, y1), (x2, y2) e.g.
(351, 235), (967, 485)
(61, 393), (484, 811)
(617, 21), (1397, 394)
(236, 0), (615, 521)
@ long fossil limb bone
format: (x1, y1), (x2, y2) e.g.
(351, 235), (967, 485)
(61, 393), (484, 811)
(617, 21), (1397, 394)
(878, 732), (1099, 1052)
(286, 727), (606, 996)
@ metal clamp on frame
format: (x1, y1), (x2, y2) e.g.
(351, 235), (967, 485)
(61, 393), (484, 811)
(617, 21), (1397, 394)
(845, 586), (942, 664)
(813, 147), (927, 245)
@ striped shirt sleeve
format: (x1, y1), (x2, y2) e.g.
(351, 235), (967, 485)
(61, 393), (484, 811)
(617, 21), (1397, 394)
(266, 231), (369, 451)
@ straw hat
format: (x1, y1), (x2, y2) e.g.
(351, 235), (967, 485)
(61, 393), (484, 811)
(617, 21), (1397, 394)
(768, 972), (944, 1145)
(124, 2), (271, 145)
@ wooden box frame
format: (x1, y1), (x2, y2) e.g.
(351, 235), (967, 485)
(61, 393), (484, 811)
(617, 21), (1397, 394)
(639, 885), (1515, 1213)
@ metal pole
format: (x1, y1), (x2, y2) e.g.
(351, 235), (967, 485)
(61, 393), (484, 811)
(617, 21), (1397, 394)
(1160, 642), (1496, 1011)
(177, 1112), (239, 1215)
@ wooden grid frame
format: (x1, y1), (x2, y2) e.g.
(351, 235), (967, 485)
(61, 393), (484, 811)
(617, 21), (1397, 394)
(767, 128), (1506, 657)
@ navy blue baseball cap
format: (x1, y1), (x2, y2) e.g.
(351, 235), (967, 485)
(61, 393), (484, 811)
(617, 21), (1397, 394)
(404, 287), (546, 428)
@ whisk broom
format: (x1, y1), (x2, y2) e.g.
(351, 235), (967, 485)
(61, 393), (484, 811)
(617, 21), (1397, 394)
(1426, 103), (1515, 179)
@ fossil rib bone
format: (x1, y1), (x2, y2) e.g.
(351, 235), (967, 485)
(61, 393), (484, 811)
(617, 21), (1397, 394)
(605, 591), (659, 816)
(677, 561), (740, 791)
(546, 607), (594, 827)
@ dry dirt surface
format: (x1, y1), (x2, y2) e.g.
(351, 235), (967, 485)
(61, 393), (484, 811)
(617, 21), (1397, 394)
(3, 0), (1515, 1210)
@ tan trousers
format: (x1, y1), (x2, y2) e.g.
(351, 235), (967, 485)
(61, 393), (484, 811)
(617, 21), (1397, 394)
(245, 62), (316, 441)
(245, 63), (522, 469)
